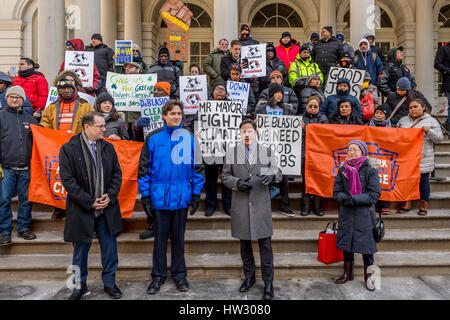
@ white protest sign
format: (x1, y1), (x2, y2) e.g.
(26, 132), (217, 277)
(140, 97), (169, 137)
(179, 75), (208, 115)
(257, 114), (302, 176)
(198, 100), (243, 158)
(45, 87), (96, 109)
(241, 43), (266, 79)
(226, 81), (249, 115)
(324, 67), (365, 97)
(105, 72), (157, 112)
(64, 51), (95, 87)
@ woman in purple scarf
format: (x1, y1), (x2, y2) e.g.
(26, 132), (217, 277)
(333, 140), (381, 291)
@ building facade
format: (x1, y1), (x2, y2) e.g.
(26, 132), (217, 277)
(0, 0), (449, 108)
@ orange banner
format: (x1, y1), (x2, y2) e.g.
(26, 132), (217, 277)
(28, 125), (143, 218)
(305, 124), (424, 201)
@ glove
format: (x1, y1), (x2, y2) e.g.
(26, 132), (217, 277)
(135, 117), (151, 129)
(237, 179), (253, 193)
(342, 195), (355, 207)
(141, 196), (154, 218)
(294, 78), (307, 90)
(0, 165), (3, 180)
(257, 174), (274, 186)
(189, 194), (201, 216)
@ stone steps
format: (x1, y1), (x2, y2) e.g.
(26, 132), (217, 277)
(435, 164), (450, 177)
(435, 152), (450, 164)
(436, 141), (450, 152)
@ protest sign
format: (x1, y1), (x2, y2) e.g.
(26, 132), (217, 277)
(45, 87), (97, 109)
(305, 124), (424, 201)
(324, 67), (365, 97)
(198, 100), (243, 159)
(140, 96), (169, 137)
(106, 72), (157, 112)
(257, 115), (302, 175)
(226, 81), (250, 115)
(241, 43), (266, 79)
(179, 75), (208, 115)
(115, 40), (133, 65)
(64, 51), (95, 87)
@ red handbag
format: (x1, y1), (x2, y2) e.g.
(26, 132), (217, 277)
(318, 222), (344, 264)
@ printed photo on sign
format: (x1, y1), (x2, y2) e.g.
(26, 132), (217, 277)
(115, 40), (133, 66)
(226, 81), (249, 115)
(179, 75), (208, 115)
(64, 51), (95, 87)
(106, 72), (157, 112)
(198, 100), (243, 159)
(324, 67), (365, 97)
(140, 97), (169, 137)
(257, 114), (302, 176)
(241, 43), (266, 79)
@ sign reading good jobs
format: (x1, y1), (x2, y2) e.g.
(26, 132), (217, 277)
(241, 43), (266, 79)
(140, 97), (169, 137)
(64, 51), (95, 87)
(106, 72), (157, 112)
(324, 67), (365, 98)
(305, 124), (424, 201)
(257, 115), (302, 176)
(179, 75), (208, 115)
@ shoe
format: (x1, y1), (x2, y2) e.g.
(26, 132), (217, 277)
(312, 196), (324, 217)
(224, 209), (231, 216)
(364, 265), (376, 291)
(381, 208), (391, 216)
(147, 277), (165, 294)
(270, 186), (280, 199)
(69, 283), (88, 300)
(139, 225), (155, 240)
(335, 261), (354, 284)
(397, 200), (411, 214)
(18, 230), (37, 240)
(300, 195), (312, 216)
(0, 234), (11, 246)
(239, 276), (256, 293)
(51, 207), (66, 220)
(104, 284), (122, 299)
(280, 208), (295, 217)
(175, 278), (189, 292)
(205, 207), (215, 217)
(418, 200), (428, 216)
(263, 283), (274, 300)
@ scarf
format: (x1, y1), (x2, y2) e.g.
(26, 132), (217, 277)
(343, 156), (367, 195)
(281, 41), (292, 48)
(18, 68), (36, 78)
(57, 87), (79, 104)
(369, 117), (392, 127)
(80, 132), (104, 217)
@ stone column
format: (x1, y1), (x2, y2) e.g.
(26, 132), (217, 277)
(416, 0), (435, 106)
(38, 0), (65, 83)
(124, 0), (142, 45)
(320, 0), (336, 34)
(214, 0), (238, 46)
(350, 0), (375, 47)
(101, 0), (117, 47)
(76, 0), (101, 43)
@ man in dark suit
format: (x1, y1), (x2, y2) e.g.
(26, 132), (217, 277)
(59, 111), (123, 300)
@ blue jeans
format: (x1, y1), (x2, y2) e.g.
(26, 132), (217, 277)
(0, 168), (32, 235)
(446, 91), (450, 126)
(420, 173), (430, 202)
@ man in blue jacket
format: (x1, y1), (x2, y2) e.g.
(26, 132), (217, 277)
(320, 78), (363, 120)
(354, 39), (384, 86)
(138, 100), (204, 294)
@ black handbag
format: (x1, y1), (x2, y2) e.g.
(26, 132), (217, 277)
(371, 207), (385, 243)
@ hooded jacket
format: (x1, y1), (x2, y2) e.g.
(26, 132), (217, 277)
(85, 42), (115, 81)
(354, 43), (384, 86)
(320, 78), (363, 120)
(289, 55), (323, 89)
(265, 43), (288, 86)
(204, 48), (229, 86)
(12, 70), (48, 111)
(355, 33), (385, 64)
(329, 97), (364, 125)
(148, 47), (182, 98)
(377, 47), (416, 96)
(434, 42), (450, 93)
(299, 74), (326, 115)
(311, 36), (343, 77)
(276, 38), (300, 71)
(0, 72), (33, 115)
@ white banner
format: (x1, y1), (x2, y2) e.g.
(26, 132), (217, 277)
(140, 97), (169, 137)
(257, 114), (302, 176)
(64, 51), (95, 87)
(324, 67), (365, 97)
(179, 75), (208, 115)
(241, 43), (266, 79)
(226, 81), (249, 115)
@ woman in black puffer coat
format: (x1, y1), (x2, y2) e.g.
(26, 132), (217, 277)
(299, 74), (325, 115)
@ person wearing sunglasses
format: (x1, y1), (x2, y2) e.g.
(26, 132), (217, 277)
(113, 43), (148, 74)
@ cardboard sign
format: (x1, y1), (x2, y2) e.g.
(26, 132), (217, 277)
(179, 75), (208, 115)
(226, 81), (250, 115)
(257, 115), (302, 175)
(140, 96), (169, 137)
(64, 51), (95, 87)
(241, 43), (266, 79)
(105, 72), (157, 112)
(198, 100), (243, 159)
(115, 40), (133, 66)
(45, 87), (96, 109)
(324, 67), (365, 97)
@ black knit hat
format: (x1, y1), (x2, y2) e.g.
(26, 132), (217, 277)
(95, 91), (115, 107)
(91, 33), (103, 42)
(375, 104), (391, 118)
(268, 83), (283, 98)
(281, 32), (291, 39)
(299, 44), (310, 54)
(241, 24), (250, 32)
(323, 26), (333, 35)
(212, 82), (227, 93)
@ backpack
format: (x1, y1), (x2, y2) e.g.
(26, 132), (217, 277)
(361, 92), (375, 121)
(354, 52), (377, 65)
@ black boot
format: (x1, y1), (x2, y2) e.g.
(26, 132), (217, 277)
(335, 261), (354, 284)
(139, 224), (155, 240)
(312, 196), (324, 217)
(300, 195), (312, 216)
(263, 282), (274, 300)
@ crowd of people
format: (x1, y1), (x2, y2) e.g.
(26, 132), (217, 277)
(0, 24), (448, 300)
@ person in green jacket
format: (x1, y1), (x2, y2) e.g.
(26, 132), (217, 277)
(289, 44), (323, 92)
(203, 39), (229, 86)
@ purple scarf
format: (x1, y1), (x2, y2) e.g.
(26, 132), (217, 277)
(343, 156), (367, 195)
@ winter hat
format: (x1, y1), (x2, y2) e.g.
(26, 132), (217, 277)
(336, 34), (344, 42)
(359, 38), (370, 51)
(229, 63), (241, 72)
(0, 71), (12, 85)
(123, 61), (141, 69)
(266, 44), (276, 53)
(56, 78), (76, 90)
(91, 33), (103, 42)
(363, 33), (376, 41)
(375, 104), (391, 118)
(347, 140), (368, 157)
(310, 33), (320, 40)
(95, 91), (115, 107)
(307, 73), (322, 85)
(299, 44), (310, 54)
(212, 82), (227, 93)
(154, 81), (171, 96)
(341, 52), (351, 59)
(158, 47), (170, 57)
(268, 83), (283, 98)
(396, 77), (411, 91)
(323, 26), (333, 35)
(270, 70), (283, 80)
(241, 24), (250, 32)
(364, 71), (372, 82)
(5, 86), (26, 101)
(281, 32), (292, 39)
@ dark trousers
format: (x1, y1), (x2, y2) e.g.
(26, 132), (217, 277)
(72, 214), (118, 287)
(445, 91), (450, 126)
(420, 173), (431, 201)
(152, 208), (188, 281)
(343, 251), (374, 266)
(279, 175), (290, 210)
(240, 237), (274, 284)
(205, 164), (232, 211)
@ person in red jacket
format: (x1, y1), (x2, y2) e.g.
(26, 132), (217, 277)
(60, 39), (100, 97)
(276, 32), (300, 72)
(12, 57), (48, 120)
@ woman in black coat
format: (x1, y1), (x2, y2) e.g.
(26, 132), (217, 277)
(333, 140), (381, 291)
(330, 98), (364, 125)
(299, 74), (325, 115)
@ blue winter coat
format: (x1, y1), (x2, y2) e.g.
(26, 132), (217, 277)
(354, 50), (384, 85)
(320, 78), (363, 120)
(138, 123), (205, 211)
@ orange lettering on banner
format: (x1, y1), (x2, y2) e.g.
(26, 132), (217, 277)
(305, 124), (424, 202)
(28, 125), (143, 218)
